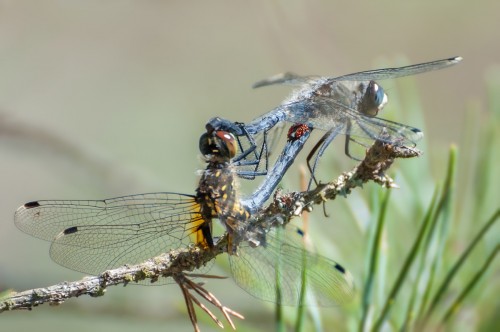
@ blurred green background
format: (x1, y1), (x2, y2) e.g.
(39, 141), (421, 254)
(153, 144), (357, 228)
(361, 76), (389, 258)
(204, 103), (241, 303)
(0, 1), (498, 331)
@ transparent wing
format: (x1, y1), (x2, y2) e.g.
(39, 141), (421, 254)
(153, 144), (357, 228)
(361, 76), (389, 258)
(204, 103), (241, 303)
(251, 59), (455, 147)
(229, 227), (354, 306)
(15, 193), (206, 276)
(329, 56), (462, 82)
(253, 57), (462, 88)
(282, 98), (423, 146)
(253, 72), (317, 88)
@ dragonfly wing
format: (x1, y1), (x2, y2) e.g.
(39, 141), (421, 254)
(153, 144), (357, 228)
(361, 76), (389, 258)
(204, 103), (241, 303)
(252, 72), (316, 88)
(351, 113), (423, 146)
(252, 58), (461, 89)
(229, 227), (354, 306)
(15, 193), (204, 275)
(323, 56), (462, 82)
(283, 97), (423, 146)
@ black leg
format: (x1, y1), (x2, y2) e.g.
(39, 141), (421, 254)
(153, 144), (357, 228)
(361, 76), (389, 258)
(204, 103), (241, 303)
(306, 126), (341, 190)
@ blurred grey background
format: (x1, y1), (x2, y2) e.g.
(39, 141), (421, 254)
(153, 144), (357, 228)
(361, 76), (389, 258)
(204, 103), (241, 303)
(0, 1), (498, 331)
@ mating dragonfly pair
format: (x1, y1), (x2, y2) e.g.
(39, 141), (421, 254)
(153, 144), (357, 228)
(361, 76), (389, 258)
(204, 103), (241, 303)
(14, 57), (461, 318)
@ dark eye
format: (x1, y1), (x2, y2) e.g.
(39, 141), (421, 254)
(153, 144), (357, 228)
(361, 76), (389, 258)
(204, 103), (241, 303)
(199, 132), (213, 156)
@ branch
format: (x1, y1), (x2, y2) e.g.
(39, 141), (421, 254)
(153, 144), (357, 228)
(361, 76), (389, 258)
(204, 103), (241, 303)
(1, 139), (421, 331)
(0, 240), (225, 311)
(259, 140), (421, 224)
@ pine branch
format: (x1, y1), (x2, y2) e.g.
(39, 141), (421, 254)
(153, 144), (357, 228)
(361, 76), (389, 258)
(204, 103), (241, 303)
(0, 240), (225, 312)
(264, 140), (421, 220)
(1, 139), (420, 331)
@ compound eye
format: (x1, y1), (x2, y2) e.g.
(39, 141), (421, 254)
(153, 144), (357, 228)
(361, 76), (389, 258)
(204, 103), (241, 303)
(368, 81), (388, 116)
(199, 132), (212, 156)
(359, 81), (388, 116)
(371, 81), (388, 110)
(215, 131), (238, 159)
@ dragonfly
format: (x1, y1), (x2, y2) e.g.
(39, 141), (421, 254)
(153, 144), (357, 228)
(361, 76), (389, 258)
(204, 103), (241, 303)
(208, 56), (462, 187)
(13, 127), (310, 278)
(14, 127), (353, 312)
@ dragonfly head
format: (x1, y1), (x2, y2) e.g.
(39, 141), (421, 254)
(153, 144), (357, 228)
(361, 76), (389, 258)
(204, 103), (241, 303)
(359, 80), (388, 117)
(199, 130), (238, 160)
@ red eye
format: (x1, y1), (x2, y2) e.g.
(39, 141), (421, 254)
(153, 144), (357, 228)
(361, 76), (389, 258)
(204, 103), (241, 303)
(215, 131), (238, 159)
(199, 130), (238, 159)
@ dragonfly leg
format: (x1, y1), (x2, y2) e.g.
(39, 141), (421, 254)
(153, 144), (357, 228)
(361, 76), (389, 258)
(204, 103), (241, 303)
(345, 134), (373, 161)
(344, 135), (360, 161)
(344, 120), (360, 161)
(306, 127), (341, 190)
(233, 130), (270, 179)
(231, 125), (259, 163)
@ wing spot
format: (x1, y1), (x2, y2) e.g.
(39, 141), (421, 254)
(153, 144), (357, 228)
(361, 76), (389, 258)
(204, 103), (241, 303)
(24, 201), (41, 208)
(334, 263), (346, 274)
(63, 226), (78, 235)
